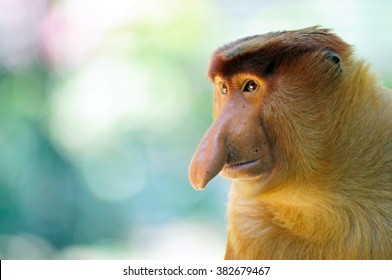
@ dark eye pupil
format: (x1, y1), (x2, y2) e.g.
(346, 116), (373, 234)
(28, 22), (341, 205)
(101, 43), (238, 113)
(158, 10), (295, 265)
(245, 80), (257, 92)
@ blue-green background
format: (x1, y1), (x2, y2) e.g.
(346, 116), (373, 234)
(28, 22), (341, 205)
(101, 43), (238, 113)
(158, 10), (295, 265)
(0, 0), (391, 259)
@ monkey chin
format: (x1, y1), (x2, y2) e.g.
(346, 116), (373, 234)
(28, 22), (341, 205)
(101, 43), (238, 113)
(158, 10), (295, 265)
(220, 157), (272, 180)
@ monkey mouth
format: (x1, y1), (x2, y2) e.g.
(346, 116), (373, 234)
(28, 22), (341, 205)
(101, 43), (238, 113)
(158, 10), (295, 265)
(224, 158), (262, 172)
(220, 157), (270, 179)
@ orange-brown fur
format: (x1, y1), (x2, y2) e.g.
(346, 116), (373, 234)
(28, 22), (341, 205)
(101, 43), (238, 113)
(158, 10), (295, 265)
(189, 27), (392, 259)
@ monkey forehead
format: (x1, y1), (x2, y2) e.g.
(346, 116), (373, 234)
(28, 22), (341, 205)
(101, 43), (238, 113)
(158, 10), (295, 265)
(208, 26), (351, 79)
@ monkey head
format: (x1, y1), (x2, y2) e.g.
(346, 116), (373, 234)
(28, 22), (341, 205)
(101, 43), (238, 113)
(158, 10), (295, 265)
(189, 27), (351, 190)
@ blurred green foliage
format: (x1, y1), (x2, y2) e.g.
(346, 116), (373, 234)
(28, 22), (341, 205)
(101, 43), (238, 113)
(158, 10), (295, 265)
(0, 0), (231, 259)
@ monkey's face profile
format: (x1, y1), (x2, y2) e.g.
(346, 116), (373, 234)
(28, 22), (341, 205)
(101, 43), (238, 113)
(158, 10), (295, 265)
(189, 71), (274, 190)
(189, 27), (350, 191)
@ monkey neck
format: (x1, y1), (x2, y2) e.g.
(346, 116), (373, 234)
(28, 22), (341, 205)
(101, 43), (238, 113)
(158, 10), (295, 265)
(228, 177), (390, 259)
(230, 179), (335, 231)
(231, 179), (333, 210)
(327, 61), (392, 187)
(227, 180), (343, 258)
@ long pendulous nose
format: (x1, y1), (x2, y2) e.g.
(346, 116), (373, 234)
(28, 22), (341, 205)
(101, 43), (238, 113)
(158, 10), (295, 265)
(189, 99), (242, 190)
(188, 119), (228, 190)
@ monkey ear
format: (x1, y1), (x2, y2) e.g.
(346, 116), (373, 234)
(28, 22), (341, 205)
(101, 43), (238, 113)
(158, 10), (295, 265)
(325, 51), (341, 65)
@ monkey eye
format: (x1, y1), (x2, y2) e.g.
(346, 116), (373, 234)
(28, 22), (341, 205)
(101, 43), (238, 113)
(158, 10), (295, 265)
(243, 80), (258, 92)
(221, 83), (228, 94)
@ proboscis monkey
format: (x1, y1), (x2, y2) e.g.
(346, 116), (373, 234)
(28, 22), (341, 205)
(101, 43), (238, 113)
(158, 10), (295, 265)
(189, 27), (392, 259)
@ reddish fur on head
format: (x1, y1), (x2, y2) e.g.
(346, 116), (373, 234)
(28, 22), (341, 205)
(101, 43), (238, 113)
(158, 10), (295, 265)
(209, 27), (350, 78)
(189, 26), (392, 259)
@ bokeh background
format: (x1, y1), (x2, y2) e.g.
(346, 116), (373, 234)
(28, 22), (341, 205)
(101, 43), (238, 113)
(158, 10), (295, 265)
(0, 0), (391, 259)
